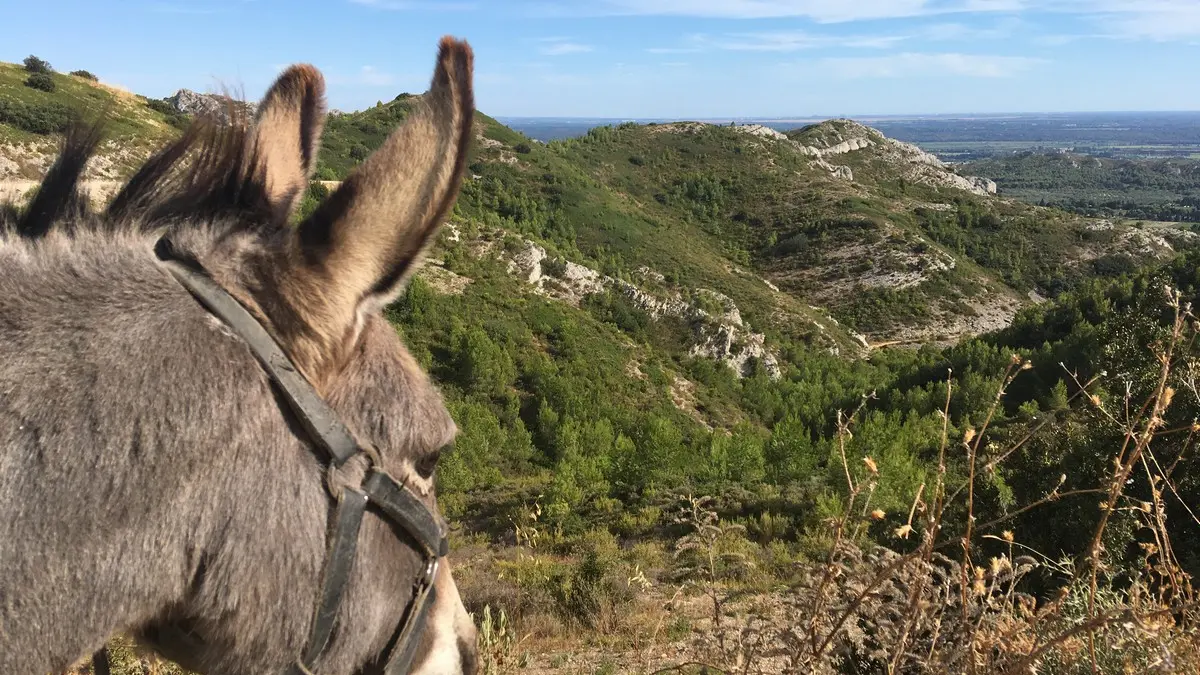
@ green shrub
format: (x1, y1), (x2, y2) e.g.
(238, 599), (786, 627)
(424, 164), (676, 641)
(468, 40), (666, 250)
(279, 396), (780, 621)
(144, 98), (189, 130)
(0, 99), (72, 134)
(294, 181), (331, 222)
(541, 257), (567, 278)
(24, 72), (56, 93)
(545, 530), (636, 631)
(69, 70), (98, 81)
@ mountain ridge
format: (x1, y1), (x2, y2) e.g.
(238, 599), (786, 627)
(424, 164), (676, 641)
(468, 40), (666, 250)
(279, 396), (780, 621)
(2, 61), (1190, 351)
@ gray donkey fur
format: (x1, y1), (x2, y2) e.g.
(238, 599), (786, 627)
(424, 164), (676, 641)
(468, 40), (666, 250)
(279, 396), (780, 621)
(0, 37), (479, 674)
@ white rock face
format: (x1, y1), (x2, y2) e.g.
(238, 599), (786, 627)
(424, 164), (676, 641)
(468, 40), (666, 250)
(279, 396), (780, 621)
(731, 124), (790, 141)
(559, 261), (607, 295)
(167, 89), (256, 122)
(500, 237), (782, 379)
(507, 241), (547, 284)
(689, 325), (781, 379)
(635, 266), (666, 283)
(694, 289), (743, 327)
(790, 120), (999, 197)
(813, 159), (853, 181)
(816, 137), (875, 156)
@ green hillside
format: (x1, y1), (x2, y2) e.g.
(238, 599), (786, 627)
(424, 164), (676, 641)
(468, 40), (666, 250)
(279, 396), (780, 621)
(0, 59), (179, 179)
(307, 102), (1190, 345)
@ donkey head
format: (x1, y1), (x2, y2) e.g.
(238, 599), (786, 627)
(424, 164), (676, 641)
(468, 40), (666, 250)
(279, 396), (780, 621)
(179, 38), (479, 674)
(1, 35), (480, 675)
(129, 39), (477, 674)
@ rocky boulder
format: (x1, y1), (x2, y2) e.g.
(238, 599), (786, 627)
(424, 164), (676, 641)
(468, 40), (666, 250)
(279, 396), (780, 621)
(166, 89), (257, 123)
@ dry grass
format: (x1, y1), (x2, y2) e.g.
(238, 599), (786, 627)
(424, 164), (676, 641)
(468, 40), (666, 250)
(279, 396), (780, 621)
(636, 286), (1200, 675)
(466, 285), (1200, 675)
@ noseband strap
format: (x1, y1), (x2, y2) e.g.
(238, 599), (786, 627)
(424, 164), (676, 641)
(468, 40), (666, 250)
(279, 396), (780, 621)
(159, 255), (447, 675)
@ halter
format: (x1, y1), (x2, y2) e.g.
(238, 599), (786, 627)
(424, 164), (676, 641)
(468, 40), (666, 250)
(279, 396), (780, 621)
(156, 251), (448, 675)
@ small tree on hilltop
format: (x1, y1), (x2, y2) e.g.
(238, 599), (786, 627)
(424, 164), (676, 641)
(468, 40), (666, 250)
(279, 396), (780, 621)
(23, 55), (52, 74)
(70, 70), (98, 81)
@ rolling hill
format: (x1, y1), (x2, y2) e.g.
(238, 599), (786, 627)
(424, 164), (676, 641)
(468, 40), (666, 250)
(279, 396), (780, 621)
(3, 64), (1193, 350)
(0, 61), (180, 182)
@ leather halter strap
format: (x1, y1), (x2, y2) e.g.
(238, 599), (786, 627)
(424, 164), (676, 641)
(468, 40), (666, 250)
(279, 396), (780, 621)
(158, 256), (447, 675)
(160, 258), (361, 466)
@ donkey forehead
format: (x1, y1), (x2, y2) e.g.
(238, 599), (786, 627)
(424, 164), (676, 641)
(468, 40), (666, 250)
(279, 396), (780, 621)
(329, 315), (457, 456)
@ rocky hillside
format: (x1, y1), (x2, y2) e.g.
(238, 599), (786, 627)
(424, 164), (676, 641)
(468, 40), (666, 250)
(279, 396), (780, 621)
(0, 61), (182, 181)
(786, 119), (997, 195)
(4, 64), (1192, 351)
(481, 116), (1187, 344)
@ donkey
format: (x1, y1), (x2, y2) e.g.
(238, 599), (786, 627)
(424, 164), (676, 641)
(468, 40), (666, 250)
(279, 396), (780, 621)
(0, 37), (480, 674)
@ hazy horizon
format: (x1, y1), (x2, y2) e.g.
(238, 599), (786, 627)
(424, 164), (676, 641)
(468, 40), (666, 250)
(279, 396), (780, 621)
(495, 111), (1200, 120)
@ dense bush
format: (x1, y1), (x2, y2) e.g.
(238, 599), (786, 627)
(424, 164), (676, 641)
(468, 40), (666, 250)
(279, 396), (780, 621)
(24, 72), (56, 93)
(293, 181), (331, 222)
(69, 69), (98, 81)
(0, 99), (72, 134)
(143, 98), (189, 130)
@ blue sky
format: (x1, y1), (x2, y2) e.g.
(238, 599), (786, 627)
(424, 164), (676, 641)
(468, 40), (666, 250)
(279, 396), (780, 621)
(6, 0), (1200, 118)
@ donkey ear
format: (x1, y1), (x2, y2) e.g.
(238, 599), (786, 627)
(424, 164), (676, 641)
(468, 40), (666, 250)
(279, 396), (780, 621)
(290, 38), (473, 317)
(248, 64), (326, 220)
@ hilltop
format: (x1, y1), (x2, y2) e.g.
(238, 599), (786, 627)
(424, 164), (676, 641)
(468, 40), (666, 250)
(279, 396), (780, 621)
(445, 113), (1186, 344)
(0, 61), (181, 184)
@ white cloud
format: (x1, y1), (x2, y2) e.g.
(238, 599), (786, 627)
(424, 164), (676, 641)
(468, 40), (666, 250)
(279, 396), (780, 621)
(540, 41), (595, 55)
(815, 52), (1044, 78)
(347, 0), (475, 10)
(647, 31), (907, 54)
(713, 31), (907, 51)
(561, 0), (1004, 22)
(527, 0), (1200, 45)
(985, 0), (1200, 41)
(538, 0), (1200, 41)
(1090, 2), (1200, 41)
(920, 17), (1024, 40)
